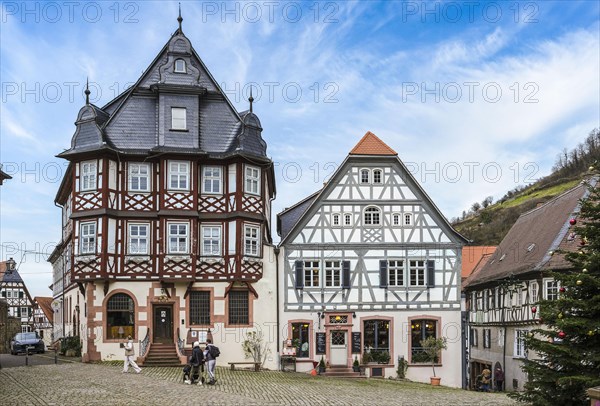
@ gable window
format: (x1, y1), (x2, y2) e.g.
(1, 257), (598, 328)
(168, 223), (189, 254)
(228, 290), (249, 325)
(411, 319), (437, 363)
(169, 161), (189, 190)
(202, 166), (222, 194)
(304, 260), (320, 288)
(364, 319), (390, 354)
(171, 107), (187, 130)
(332, 213), (340, 226)
(364, 206), (381, 225)
(325, 260), (341, 287)
(404, 213), (413, 226)
(344, 213), (352, 226)
(201, 225), (221, 256)
(81, 161), (97, 191)
(409, 260), (426, 286)
(128, 224), (149, 255)
(80, 222), (96, 254)
(514, 330), (527, 358)
(373, 169), (382, 184)
(543, 279), (559, 300)
(244, 225), (260, 256)
(106, 293), (135, 339)
(388, 260), (404, 286)
(244, 165), (260, 195)
(360, 169), (370, 184)
(174, 58), (186, 73)
(128, 163), (150, 192)
(292, 323), (310, 358)
(392, 213), (400, 226)
(189, 291), (210, 325)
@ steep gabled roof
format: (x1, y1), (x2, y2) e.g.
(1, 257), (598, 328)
(277, 190), (321, 240)
(465, 180), (594, 288)
(34, 297), (54, 324)
(0, 165), (12, 184)
(349, 131), (397, 156)
(462, 246), (497, 280)
(0, 260), (24, 284)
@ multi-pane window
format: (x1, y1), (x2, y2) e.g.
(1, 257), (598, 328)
(81, 161), (97, 191)
(409, 260), (426, 286)
(128, 163), (150, 192)
(20, 307), (28, 317)
(174, 59), (186, 73)
(244, 166), (260, 195)
(332, 214), (340, 226)
(128, 224), (149, 255)
(202, 166), (222, 194)
(392, 214), (400, 226)
(364, 207), (381, 225)
(189, 291), (210, 325)
(244, 225), (260, 256)
(325, 260), (341, 287)
(514, 330), (527, 358)
(483, 329), (491, 348)
(530, 281), (539, 303)
(168, 223), (188, 254)
(344, 213), (352, 226)
(292, 323), (310, 358)
(228, 290), (249, 325)
(404, 213), (413, 226)
(304, 261), (320, 287)
(388, 260), (404, 286)
(107, 293), (135, 339)
(364, 319), (390, 353)
(373, 169), (382, 184)
(80, 222), (96, 254)
(411, 319), (437, 363)
(360, 169), (370, 184)
(201, 226), (221, 256)
(169, 161), (189, 190)
(171, 107), (187, 130)
(544, 279), (559, 300)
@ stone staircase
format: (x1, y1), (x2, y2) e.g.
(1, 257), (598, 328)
(322, 365), (364, 378)
(142, 343), (182, 367)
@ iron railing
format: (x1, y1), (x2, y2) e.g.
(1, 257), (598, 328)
(140, 328), (150, 357)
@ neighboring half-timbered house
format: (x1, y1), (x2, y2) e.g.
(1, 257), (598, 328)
(463, 181), (591, 391)
(49, 15), (277, 367)
(0, 258), (34, 332)
(277, 132), (468, 386)
(33, 297), (54, 347)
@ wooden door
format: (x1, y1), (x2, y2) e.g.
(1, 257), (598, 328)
(153, 306), (173, 343)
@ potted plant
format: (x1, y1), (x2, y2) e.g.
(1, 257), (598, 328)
(377, 350), (391, 365)
(396, 356), (408, 379)
(421, 336), (447, 386)
(361, 351), (373, 364)
(318, 356), (326, 374)
(353, 356), (360, 372)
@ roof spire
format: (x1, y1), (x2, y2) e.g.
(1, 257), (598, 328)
(85, 77), (90, 105)
(177, 3), (183, 33)
(249, 86), (254, 113)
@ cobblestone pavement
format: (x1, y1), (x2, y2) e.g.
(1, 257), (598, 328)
(0, 362), (518, 406)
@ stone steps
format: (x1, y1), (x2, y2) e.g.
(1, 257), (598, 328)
(142, 344), (181, 367)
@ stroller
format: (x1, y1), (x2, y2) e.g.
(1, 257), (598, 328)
(183, 358), (205, 384)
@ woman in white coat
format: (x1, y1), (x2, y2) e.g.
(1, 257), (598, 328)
(123, 335), (142, 374)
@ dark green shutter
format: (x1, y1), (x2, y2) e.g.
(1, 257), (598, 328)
(342, 261), (351, 289)
(379, 260), (388, 288)
(427, 260), (435, 287)
(295, 260), (304, 289)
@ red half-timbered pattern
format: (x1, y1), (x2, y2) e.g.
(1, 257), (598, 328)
(198, 195), (227, 212)
(242, 195), (262, 213)
(74, 191), (103, 211)
(124, 193), (154, 211)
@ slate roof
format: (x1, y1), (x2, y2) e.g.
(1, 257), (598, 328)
(34, 297), (54, 324)
(0, 165), (12, 184)
(277, 190), (321, 240)
(0, 260), (24, 283)
(349, 131), (397, 156)
(464, 181), (593, 288)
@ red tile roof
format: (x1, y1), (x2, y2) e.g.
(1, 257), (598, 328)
(35, 296), (54, 324)
(462, 246), (497, 279)
(349, 131), (397, 156)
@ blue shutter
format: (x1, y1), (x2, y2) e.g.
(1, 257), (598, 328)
(342, 261), (351, 289)
(379, 260), (388, 288)
(427, 260), (435, 287)
(295, 260), (304, 289)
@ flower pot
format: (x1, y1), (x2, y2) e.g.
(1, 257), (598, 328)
(353, 365), (360, 372)
(430, 376), (441, 386)
(318, 366), (326, 374)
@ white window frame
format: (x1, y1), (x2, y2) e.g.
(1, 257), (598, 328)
(168, 222), (189, 254)
(244, 165), (260, 195)
(360, 168), (370, 184)
(404, 213), (413, 226)
(128, 163), (150, 192)
(388, 259), (404, 286)
(543, 278), (559, 301)
(514, 329), (527, 358)
(392, 213), (401, 226)
(529, 281), (538, 303)
(304, 260), (320, 288)
(171, 107), (187, 130)
(324, 260), (341, 288)
(201, 225), (222, 256)
(20, 307), (28, 318)
(81, 160), (97, 191)
(364, 206), (381, 226)
(331, 213), (341, 227)
(244, 224), (260, 257)
(344, 213), (352, 226)
(372, 168), (383, 184)
(409, 259), (426, 287)
(202, 166), (222, 195)
(80, 222), (96, 255)
(128, 223), (149, 255)
(168, 161), (190, 191)
(174, 58), (186, 73)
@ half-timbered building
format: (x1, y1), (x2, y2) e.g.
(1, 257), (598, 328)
(49, 15), (277, 368)
(463, 181), (591, 391)
(0, 258), (34, 332)
(33, 297), (54, 347)
(277, 132), (468, 386)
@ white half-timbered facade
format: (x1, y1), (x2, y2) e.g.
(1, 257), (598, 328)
(0, 259), (34, 333)
(49, 15), (278, 368)
(277, 132), (467, 386)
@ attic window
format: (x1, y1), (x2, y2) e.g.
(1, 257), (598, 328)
(171, 107), (187, 130)
(499, 253), (506, 262)
(527, 243), (536, 252)
(174, 59), (186, 73)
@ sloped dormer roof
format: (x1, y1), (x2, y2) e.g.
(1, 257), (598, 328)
(34, 296), (54, 324)
(349, 131), (397, 156)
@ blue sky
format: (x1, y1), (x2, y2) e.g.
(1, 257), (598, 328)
(1, 1), (599, 297)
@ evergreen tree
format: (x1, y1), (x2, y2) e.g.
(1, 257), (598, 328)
(510, 178), (600, 405)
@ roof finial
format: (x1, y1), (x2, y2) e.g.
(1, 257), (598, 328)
(177, 3), (183, 33)
(249, 86), (254, 113)
(85, 77), (90, 105)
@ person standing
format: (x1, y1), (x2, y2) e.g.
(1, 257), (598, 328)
(185, 341), (204, 385)
(205, 338), (218, 384)
(481, 368), (491, 392)
(494, 366), (505, 391)
(123, 335), (142, 374)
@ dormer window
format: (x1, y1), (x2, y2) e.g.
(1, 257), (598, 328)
(171, 107), (187, 130)
(174, 59), (186, 73)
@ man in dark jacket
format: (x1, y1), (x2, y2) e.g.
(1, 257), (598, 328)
(185, 341), (204, 385)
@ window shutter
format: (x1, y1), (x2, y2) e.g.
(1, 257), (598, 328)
(379, 260), (388, 288)
(19, 291), (24, 299)
(342, 261), (351, 289)
(427, 260), (435, 287)
(295, 260), (304, 289)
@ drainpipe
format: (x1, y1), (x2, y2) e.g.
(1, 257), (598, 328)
(274, 246), (280, 354)
(461, 292), (468, 389)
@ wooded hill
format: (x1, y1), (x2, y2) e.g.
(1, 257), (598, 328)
(452, 128), (600, 245)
